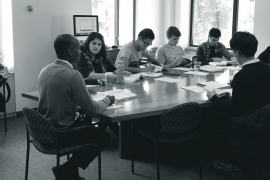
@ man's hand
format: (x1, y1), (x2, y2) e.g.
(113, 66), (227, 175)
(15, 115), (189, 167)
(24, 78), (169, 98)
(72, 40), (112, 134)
(124, 71), (132, 76)
(212, 57), (223, 62)
(106, 95), (115, 105)
(184, 62), (193, 67)
(172, 58), (183, 67)
(206, 90), (217, 99)
(144, 65), (155, 72)
(88, 89), (97, 95)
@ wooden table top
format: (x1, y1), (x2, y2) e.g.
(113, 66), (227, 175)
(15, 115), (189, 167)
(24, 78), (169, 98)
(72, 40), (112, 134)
(22, 68), (232, 122)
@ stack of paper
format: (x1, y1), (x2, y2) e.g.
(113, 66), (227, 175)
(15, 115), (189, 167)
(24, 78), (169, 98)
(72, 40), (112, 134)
(209, 61), (228, 66)
(92, 89), (137, 101)
(184, 71), (209, 76)
(199, 65), (224, 72)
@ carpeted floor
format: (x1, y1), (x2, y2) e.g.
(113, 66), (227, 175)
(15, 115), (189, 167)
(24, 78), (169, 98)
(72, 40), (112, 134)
(1, 116), (270, 180)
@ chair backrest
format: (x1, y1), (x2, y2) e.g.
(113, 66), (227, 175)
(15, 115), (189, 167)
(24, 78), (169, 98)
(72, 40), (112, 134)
(23, 107), (57, 144)
(159, 102), (201, 134)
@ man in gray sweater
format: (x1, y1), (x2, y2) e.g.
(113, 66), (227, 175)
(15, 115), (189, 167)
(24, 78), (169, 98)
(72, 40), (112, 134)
(37, 34), (115, 180)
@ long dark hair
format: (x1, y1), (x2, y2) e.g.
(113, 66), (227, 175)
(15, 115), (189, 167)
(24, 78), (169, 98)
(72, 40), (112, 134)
(82, 32), (107, 60)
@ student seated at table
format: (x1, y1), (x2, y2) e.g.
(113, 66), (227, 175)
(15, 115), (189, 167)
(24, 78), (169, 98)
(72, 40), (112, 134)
(114, 28), (164, 73)
(156, 26), (192, 69)
(206, 31), (270, 179)
(196, 28), (231, 65)
(75, 32), (126, 136)
(257, 46), (270, 64)
(75, 32), (132, 85)
(37, 34), (115, 179)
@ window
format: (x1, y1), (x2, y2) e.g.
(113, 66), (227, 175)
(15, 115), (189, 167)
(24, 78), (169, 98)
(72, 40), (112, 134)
(190, 0), (255, 47)
(92, 0), (135, 46)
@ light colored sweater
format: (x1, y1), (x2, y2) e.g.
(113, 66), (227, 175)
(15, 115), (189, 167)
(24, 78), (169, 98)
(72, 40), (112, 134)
(156, 44), (185, 65)
(37, 60), (110, 129)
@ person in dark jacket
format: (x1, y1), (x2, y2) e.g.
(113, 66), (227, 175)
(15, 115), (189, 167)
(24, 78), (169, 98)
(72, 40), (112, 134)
(206, 32), (270, 179)
(258, 46), (270, 64)
(75, 32), (131, 85)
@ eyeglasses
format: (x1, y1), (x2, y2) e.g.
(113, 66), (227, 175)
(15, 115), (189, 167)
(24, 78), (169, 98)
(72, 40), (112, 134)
(141, 39), (152, 47)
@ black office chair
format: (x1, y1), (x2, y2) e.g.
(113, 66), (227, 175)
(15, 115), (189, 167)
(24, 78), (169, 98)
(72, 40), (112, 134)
(23, 107), (101, 180)
(131, 102), (202, 180)
(210, 104), (270, 179)
(0, 75), (11, 133)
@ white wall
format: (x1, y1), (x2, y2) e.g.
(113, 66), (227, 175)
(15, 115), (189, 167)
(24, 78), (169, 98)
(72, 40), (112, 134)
(136, 0), (163, 47)
(253, 0), (270, 57)
(0, 1), (2, 54)
(12, 0), (92, 112)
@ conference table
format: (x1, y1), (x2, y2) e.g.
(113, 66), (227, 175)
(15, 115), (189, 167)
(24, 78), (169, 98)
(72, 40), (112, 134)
(22, 68), (233, 158)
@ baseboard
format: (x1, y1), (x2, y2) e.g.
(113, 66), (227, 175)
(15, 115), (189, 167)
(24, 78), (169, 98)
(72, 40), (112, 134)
(16, 108), (38, 117)
(0, 112), (16, 119)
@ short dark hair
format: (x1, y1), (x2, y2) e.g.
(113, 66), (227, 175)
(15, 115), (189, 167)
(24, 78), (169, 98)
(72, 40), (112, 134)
(230, 31), (258, 57)
(209, 28), (221, 38)
(166, 26), (181, 38)
(138, 28), (155, 40)
(82, 32), (107, 60)
(54, 34), (76, 58)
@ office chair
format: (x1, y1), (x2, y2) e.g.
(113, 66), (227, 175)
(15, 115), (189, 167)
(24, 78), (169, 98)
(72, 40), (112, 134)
(0, 75), (11, 133)
(209, 104), (270, 179)
(23, 107), (101, 180)
(131, 102), (202, 180)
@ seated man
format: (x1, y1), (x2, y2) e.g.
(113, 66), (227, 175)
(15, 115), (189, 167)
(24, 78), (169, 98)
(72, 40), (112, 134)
(258, 46), (270, 64)
(206, 32), (270, 179)
(114, 28), (164, 73)
(196, 28), (231, 65)
(156, 26), (192, 69)
(37, 34), (115, 179)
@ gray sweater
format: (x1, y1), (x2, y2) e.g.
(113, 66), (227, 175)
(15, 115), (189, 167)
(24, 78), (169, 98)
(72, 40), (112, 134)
(37, 60), (109, 129)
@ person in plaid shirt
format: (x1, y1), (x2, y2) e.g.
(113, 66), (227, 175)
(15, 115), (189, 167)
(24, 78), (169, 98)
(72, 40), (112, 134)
(196, 28), (231, 65)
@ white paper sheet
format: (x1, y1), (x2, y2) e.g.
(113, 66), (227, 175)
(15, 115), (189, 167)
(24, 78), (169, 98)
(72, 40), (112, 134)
(106, 105), (123, 110)
(86, 85), (98, 88)
(223, 66), (242, 70)
(181, 86), (207, 93)
(92, 89), (137, 101)
(199, 65), (224, 72)
(184, 71), (209, 76)
(171, 67), (194, 71)
(155, 77), (182, 83)
(198, 81), (230, 89)
(141, 72), (163, 77)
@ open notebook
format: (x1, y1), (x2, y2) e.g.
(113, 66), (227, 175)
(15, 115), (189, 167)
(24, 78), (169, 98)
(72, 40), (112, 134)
(124, 74), (142, 83)
(92, 89), (137, 101)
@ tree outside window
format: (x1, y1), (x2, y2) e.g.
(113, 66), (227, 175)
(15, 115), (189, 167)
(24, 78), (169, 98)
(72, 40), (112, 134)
(191, 0), (255, 48)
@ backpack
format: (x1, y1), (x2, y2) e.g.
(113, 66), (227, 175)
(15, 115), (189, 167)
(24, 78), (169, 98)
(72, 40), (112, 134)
(0, 74), (11, 112)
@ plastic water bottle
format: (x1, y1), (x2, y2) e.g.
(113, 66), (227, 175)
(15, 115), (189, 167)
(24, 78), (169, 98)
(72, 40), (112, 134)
(117, 60), (124, 84)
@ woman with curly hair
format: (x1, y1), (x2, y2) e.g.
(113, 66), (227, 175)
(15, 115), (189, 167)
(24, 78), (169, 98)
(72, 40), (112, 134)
(76, 32), (131, 85)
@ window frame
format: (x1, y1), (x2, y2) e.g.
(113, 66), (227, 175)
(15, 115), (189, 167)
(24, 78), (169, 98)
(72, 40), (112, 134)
(189, 0), (241, 47)
(115, 0), (137, 46)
